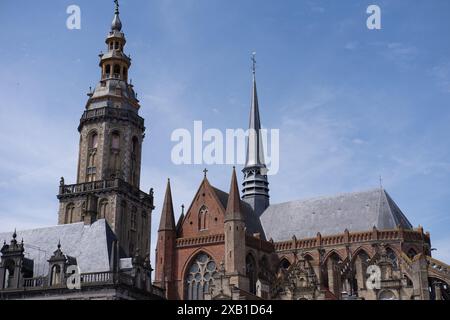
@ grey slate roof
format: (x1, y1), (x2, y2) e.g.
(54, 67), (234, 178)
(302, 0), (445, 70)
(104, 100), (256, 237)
(260, 188), (413, 242)
(0, 220), (116, 278)
(211, 186), (266, 239)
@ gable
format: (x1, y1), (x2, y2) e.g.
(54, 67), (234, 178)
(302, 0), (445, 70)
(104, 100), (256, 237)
(178, 179), (227, 238)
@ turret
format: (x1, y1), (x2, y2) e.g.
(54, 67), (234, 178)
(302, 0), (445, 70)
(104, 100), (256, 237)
(154, 179), (176, 298)
(225, 167), (248, 291)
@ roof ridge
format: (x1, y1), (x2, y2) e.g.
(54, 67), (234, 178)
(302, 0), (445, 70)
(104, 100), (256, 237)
(270, 187), (386, 207)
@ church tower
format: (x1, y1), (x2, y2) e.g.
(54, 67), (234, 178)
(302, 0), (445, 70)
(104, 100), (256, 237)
(57, 1), (154, 258)
(242, 54), (270, 217)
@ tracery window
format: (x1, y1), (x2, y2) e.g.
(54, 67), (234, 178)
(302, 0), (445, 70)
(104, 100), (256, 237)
(386, 248), (399, 270)
(185, 253), (217, 300)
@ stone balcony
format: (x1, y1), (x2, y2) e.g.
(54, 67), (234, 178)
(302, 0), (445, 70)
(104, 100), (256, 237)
(78, 106), (144, 131)
(58, 178), (153, 206)
(1, 271), (165, 300)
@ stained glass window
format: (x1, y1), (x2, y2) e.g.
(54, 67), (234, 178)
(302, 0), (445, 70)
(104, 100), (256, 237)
(185, 253), (217, 300)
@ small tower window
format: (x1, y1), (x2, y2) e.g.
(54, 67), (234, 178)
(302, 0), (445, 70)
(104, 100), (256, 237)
(89, 132), (98, 149)
(113, 65), (121, 78)
(105, 64), (111, 78)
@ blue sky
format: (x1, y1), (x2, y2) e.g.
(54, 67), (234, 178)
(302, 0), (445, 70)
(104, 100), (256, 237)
(0, 0), (449, 263)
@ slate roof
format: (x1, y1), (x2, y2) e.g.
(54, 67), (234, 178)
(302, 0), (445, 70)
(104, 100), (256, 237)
(0, 220), (116, 278)
(260, 188), (413, 242)
(211, 186), (266, 239)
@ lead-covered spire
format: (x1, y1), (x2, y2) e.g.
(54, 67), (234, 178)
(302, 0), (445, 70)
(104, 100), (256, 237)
(246, 53), (266, 168)
(242, 53), (270, 217)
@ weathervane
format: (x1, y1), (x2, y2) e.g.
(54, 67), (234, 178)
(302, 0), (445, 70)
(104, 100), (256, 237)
(114, 0), (120, 14)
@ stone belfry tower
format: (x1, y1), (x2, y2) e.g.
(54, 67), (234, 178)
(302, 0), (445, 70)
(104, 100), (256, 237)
(242, 54), (270, 217)
(57, 1), (154, 258)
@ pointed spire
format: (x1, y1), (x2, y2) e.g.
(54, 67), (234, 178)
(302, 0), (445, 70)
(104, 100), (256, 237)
(242, 53), (270, 216)
(225, 167), (243, 221)
(246, 52), (266, 168)
(111, 0), (122, 32)
(158, 179), (176, 232)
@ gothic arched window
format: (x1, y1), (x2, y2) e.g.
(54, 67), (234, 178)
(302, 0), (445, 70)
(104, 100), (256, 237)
(110, 132), (121, 178)
(279, 258), (291, 271)
(65, 203), (75, 224)
(87, 132), (98, 182)
(89, 132), (98, 149)
(198, 206), (208, 231)
(105, 64), (111, 78)
(386, 248), (399, 270)
(407, 248), (417, 260)
(113, 64), (121, 77)
(185, 253), (217, 300)
(246, 253), (257, 294)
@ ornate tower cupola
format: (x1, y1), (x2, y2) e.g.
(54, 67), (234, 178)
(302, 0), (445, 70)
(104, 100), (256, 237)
(57, 0), (154, 259)
(242, 54), (270, 217)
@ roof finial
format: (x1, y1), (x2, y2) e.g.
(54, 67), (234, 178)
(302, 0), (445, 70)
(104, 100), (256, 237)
(379, 175), (383, 189)
(203, 168), (208, 178)
(12, 228), (17, 240)
(111, 0), (122, 31)
(251, 52), (257, 76)
(114, 0), (120, 14)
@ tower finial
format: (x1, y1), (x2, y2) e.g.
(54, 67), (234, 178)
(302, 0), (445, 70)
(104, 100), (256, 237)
(114, 0), (120, 14)
(251, 52), (257, 76)
(111, 0), (122, 31)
